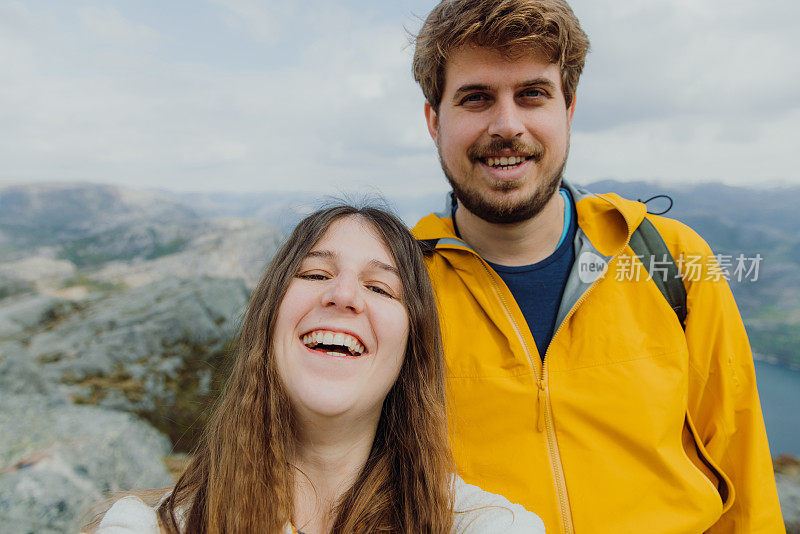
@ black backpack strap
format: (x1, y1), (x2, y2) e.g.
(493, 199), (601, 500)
(628, 218), (687, 329)
(417, 238), (439, 254)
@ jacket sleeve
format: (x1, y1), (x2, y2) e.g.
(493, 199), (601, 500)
(680, 240), (785, 532)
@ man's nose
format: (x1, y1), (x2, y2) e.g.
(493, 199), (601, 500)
(487, 97), (525, 139)
(322, 272), (364, 313)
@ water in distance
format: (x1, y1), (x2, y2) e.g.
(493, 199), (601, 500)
(755, 360), (800, 457)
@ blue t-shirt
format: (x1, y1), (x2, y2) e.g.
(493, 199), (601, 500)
(452, 189), (577, 361)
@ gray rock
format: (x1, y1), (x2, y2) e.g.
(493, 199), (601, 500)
(0, 295), (77, 339)
(24, 275), (249, 448)
(0, 393), (172, 533)
(778, 473), (800, 532)
(0, 272), (34, 301)
(0, 342), (63, 398)
(28, 276), (246, 375)
(0, 257), (77, 293)
(92, 217), (283, 288)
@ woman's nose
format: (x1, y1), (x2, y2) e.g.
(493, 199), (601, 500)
(321, 272), (364, 313)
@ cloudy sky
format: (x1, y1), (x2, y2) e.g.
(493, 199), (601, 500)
(2, 0), (798, 195)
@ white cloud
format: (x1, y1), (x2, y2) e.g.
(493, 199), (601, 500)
(1, 0), (798, 193)
(206, 0), (284, 44)
(571, 0), (800, 128)
(77, 4), (159, 51)
(569, 108), (800, 185)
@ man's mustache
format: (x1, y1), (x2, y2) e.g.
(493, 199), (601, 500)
(467, 138), (545, 162)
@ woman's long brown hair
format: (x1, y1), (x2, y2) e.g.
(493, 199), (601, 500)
(157, 206), (455, 533)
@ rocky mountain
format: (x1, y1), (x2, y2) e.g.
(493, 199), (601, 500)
(170, 189), (446, 230)
(0, 180), (798, 530)
(0, 183), (205, 267)
(0, 183), (281, 531)
(0, 394), (172, 533)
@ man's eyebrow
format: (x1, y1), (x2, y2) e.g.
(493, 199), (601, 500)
(518, 78), (557, 91)
(304, 251), (400, 276)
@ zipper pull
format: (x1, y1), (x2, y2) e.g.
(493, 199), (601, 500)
(537, 378), (546, 432)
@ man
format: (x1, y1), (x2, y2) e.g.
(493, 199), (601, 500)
(410, 0), (784, 532)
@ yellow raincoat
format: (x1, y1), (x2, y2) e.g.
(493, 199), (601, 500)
(412, 182), (784, 533)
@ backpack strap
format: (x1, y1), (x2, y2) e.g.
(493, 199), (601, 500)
(417, 238), (439, 254)
(628, 217), (687, 329)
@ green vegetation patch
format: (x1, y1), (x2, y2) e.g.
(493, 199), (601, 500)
(145, 237), (188, 260)
(0, 222), (61, 248)
(144, 342), (235, 452)
(66, 369), (147, 405)
(62, 272), (126, 293)
(57, 230), (189, 268)
(63, 340), (236, 452)
(747, 322), (800, 368)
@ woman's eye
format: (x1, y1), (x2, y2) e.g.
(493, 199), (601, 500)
(297, 272), (328, 281)
(366, 284), (394, 298)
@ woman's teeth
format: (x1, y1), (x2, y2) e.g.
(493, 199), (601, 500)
(302, 330), (365, 356)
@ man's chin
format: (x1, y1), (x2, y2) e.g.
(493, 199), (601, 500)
(461, 200), (543, 225)
(441, 150), (566, 224)
(450, 181), (561, 225)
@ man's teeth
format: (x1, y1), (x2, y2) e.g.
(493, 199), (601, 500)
(485, 156), (525, 167)
(302, 330), (365, 356)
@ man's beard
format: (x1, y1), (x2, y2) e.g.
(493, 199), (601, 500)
(439, 139), (568, 225)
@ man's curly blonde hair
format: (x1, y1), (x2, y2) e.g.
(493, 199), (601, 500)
(413, 0), (590, 111)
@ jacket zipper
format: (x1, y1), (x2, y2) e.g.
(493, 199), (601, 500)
(475, 259), (576, 534)
(430, 193), (638, 534)
(540, 194), (637, 534)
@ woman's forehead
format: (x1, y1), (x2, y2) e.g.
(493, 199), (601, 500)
(308, 216), (398, 271)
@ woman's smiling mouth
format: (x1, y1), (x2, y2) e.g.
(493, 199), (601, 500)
(301, 329), (366, 357)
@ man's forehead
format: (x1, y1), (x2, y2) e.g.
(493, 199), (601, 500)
(443, 45), (561, 92)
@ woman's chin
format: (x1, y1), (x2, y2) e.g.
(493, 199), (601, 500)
(291, 387), (368, 421)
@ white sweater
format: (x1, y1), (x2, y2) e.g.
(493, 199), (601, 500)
(97, 475), (545, 533)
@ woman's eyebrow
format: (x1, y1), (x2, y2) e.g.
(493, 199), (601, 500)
(305, 250), (399, 276)
(305, 250), (334, 260)
(369, 259), (399, 277)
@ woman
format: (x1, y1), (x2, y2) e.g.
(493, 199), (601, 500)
(96, 205), (545, 533)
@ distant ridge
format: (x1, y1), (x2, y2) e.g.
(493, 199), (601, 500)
(1, 180), (798, 369)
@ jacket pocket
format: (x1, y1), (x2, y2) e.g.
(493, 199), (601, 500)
(682, 411), (734, 514)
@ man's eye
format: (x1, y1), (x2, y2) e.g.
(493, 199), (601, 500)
(520, 88), (547, 99)
(459, 93), (488, 105)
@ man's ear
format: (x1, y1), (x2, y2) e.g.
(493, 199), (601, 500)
(424, 102), (439, 146)
(567, 92), (577, 127)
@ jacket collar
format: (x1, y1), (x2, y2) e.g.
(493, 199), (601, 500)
(412, 180), (649, 329)
(412, 179), (646, 256)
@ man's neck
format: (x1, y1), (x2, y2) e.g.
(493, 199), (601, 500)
(455, 190), (566, 266)
(291, 413), (378, 534)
